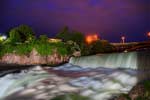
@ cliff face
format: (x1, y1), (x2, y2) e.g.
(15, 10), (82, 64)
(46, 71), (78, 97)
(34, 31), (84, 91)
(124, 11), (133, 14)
(0, 49), (69, 65)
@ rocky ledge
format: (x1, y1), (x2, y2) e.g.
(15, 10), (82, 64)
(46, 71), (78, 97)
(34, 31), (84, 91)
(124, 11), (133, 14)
(116, 80), (150, 100)
(0, 49), (69, 65)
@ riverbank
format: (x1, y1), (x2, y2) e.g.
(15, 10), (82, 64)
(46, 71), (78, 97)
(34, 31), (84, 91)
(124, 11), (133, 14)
(0, 63), (34, 77)
(0, 63), (32, 71)
(0, 49), (69, 66)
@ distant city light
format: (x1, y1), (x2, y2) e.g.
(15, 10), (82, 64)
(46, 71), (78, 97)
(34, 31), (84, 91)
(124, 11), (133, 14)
(48, 38), (62, 43)
(0, 35), (7, 41)
(147, 32), (150, 37)
(85, 34), (99, 44)
(2, 35), (7, 40)
(121, 36), (125, 44)
(147, 32), (150, 41)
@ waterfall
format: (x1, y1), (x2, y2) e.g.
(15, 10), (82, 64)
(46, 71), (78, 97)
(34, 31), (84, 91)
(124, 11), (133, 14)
(69, 51), (150, 70)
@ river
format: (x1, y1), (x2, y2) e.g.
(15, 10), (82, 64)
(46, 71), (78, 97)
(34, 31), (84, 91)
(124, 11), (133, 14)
(0, 51), (149, 100)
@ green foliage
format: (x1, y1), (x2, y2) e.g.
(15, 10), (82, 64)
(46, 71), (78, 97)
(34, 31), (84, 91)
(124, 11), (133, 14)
(90, 40), (104, 54)
(17, 25), (35, 42)
(7, 25), (35, 44)
(0, 44), (14, 57)
(143, 80), (150, 90)
(70, 31), (84, 46)
(50, 42), (72, 56)
(66, 40), (80, 52)
(15, 44), (33, 55)
(34, 42), (53, 56)
(0, 40), (73, 57)
(81, 40), (115, 56)
(91, 40), (114, 54)
(56, 26), (84, 46)
(80, 43), (91, 56)
(0, 43), (33, 56)
(51, 94), (90, 100)
(0, 25), (83, 57)
(38, 35), (49, 43)
(56, 26), (70, 41)
(9, 28), (22, 43)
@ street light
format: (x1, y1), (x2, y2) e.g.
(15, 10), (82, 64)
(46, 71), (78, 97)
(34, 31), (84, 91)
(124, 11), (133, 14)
(0, 35), (7, 41)
(85, 34), (99, 44)
(147, 32), (150, 41)
(121, 36), (125, 44)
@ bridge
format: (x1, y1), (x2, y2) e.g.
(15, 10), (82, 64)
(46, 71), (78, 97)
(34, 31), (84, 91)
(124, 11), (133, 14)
(111, 41), (150, 52)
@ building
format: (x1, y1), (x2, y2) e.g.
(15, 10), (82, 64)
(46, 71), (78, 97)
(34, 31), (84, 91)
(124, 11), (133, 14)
(48, 38), (62, 43)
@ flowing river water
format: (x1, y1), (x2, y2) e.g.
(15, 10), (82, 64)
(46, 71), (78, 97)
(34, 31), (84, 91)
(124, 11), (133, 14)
(0, 51), (150, 100)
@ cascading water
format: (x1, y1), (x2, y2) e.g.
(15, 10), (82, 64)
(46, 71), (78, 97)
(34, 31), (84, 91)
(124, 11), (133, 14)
(0, 66), (51, 99)
(69, 51), (150, 70)
(0, 51), (149, 100)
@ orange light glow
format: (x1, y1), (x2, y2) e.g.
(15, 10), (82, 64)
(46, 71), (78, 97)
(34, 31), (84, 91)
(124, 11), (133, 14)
(147, 32), (150, 37)
(85, 34), (99, 44)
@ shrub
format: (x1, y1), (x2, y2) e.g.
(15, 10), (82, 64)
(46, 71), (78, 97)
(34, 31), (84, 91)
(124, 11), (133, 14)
(81, 40), (115, 56)
(34, 42), (53, 56)
(0, 40), (73, 57)
(56, 26), (84, 46)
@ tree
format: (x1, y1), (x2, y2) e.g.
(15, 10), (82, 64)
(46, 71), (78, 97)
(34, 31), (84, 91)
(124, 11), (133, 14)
(9, 28), (22, 43)
(90, 40), (104, 54)
(38, 35), (48, 43)
(56, 26), (70, 41)
(90, 40), (115, 54)
(56, 26), (84, 46)
(8, 25), (35, 43)
(17, 25), (35, 42)
(71, 31), (84, 46)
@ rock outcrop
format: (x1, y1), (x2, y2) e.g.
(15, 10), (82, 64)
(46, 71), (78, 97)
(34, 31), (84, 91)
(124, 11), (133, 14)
(116, 80), (150, 100)
(0, 49), (69, 65)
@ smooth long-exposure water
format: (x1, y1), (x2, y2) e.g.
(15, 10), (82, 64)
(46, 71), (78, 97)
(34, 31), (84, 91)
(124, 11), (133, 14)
(70, 51), (150, 70)
(0, 51), (149, 100)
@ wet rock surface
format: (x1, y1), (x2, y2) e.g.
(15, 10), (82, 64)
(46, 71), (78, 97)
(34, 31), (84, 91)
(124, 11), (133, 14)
(115, 80), (150, 100)
(0, 49), (69, 65)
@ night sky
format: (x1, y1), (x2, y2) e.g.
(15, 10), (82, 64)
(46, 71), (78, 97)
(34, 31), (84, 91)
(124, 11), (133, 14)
(0, 0), (150, 42)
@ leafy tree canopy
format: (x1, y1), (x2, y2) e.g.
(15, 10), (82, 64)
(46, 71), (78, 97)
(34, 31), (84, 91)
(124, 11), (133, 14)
(56, 26), (84, 46)
(38, 35), (49, 43)
(8, 25), (35, 43)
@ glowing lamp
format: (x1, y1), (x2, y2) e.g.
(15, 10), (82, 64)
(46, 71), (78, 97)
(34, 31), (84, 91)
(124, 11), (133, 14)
(93, 34), (98, 40)
(85, 34), (99, 44)
(0, 35), (7, 41)
(121, 36), (125, 40)
(121, 36), (125, 44)
(147, 32), (150, 37)
(86, 36), (93, 44)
